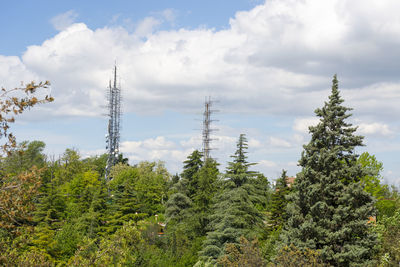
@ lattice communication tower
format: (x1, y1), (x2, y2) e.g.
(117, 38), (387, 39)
(105, 66), (122, 180)
(202, 96), (218, 162)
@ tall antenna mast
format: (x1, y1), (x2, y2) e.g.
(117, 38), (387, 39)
(105, 65), (122, 180)
(202, 96), (218, 162)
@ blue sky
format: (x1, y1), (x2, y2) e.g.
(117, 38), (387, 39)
(1, 0), (400, 186)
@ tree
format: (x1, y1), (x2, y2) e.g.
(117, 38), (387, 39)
(0, 81), (53, 154)
(69, 221), (143, 266)
(218, 236), (266, 267)
(134, 161), (170, 215)
(375, 210), (400, 266)
(268, 170), (291, 231)
(1, 140), (46, 176)
(180, 150), (203, 199)
(0, 167), (43, 232)
(226, 134), (256, 184)
(192, 158), (220, 235)
(199, 134), (263, 263)
(0, 81), (52, 237)
(357, 152), (387, 200)
(280, 75), (377, 266)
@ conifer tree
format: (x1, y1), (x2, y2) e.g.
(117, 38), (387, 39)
(280, 75), (376, 266)
(268, 170), (291, 231)
(180, 150), (203, 199)
(200, 134), (263, 263)
(192, 158), (220, 235)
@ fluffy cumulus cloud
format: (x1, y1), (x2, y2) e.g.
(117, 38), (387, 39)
(1, 0), (398, 120)
(2, 1), (400, 181)
(357, 122), (394, 137)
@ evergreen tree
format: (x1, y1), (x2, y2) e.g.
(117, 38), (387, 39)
(200, 134), (263, 263)
(165, 193), (193, 225)
(180, 150), (203, 199)
(106, 164), (144, 233)
(280, 75), (376, 266)
(192, 158), (220, 235)
(268, 170), (291, 231)
(226, 134), (256, 182)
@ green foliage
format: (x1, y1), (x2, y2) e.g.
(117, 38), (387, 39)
(268, 170), (291, 231)
(106, 161), (169, 234)
(273, 244), (326, 267)
(192, 158), (221, 235)
(3, 107), (399, 266)
(62, 170), (101, 218)
(280, 76), (377, 266)
(70, 221), (143, 266)
(1, 140), (46, 176)
(165, 192), (192, 225)
(226, 134), (256, 186)
(200, 134), (264, 263)
(357, 152), (387, 200)
(135, 161), (169, 215)
(82, 153), (108, 178)
(0, 166), (43, 233)
(218, 236), (266, 267)
(54, 149), (85, 185)
(374, 210), (400, 266)
(180, 150), (203, 198)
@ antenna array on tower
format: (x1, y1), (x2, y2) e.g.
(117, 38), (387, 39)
(202, 96), (218, 162)
(105, 66), (122, 180)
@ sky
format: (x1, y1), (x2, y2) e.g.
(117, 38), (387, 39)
(1, 0), (400, 186)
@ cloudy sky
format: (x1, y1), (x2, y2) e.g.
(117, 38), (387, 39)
(1, 0), (400, 185)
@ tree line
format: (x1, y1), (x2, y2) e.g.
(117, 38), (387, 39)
(0, 76), (400, 266)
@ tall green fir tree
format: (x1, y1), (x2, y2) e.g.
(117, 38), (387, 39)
(269, 170), (291, 232)
(280, 75), (377, 266)
(199, 134), (263, 264)
(180, 150), (203, 199)
(192, 158), (220, 236)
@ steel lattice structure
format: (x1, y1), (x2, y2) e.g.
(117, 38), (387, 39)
(105, 66), (122, 180)
(202, 96), (217, 162)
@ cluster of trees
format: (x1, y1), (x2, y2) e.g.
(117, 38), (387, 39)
(1, 76), (400, 266)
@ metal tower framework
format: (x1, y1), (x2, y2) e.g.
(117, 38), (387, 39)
(105, 66), (122, 180)
(202, 96), (217, 162)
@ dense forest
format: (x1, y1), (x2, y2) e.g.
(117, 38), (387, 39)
(1, 76), (400, 266)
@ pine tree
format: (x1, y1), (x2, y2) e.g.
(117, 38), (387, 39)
(280, 75), (376, 266)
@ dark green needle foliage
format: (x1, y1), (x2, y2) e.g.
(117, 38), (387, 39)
(180, 150), (203, 199)
(200, 134), (264, 264)
(269, 170), (291, 231)
(280, 75), (377, 266)
(192, 158), (220, 235)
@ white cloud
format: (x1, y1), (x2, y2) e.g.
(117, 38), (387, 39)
(0, 55), (38, 88)
(120, 136), (196, 172)
(249, 138), (262, 148)
(160, 9), (177, 23)
(3, 0), (400, 184)
(1, 0), (397, 120)
(357, 122), (393, 136)
(342, 83), (400, 120)
(269, 137), (291, 148)
(50, 10), (78, 31)
(258, 159), (277, 168)
(135, 17), (161, 37)
(293, 117), (320, 134)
